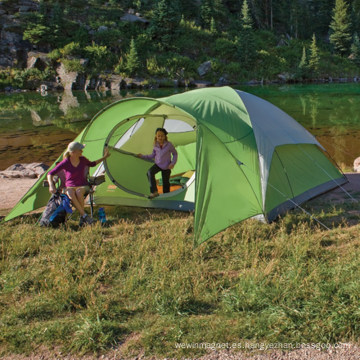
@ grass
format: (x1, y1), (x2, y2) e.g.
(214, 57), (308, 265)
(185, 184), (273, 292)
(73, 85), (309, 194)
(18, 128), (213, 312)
(1, 199), (360, 358)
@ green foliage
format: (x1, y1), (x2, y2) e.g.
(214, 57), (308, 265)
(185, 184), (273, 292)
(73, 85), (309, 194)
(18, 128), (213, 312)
(214, 38), (237, 61)
(200, 0), (212, 29)
(295, 46), (309, 80)
(241, 0), (252, 29)
(62, 59), (84, 73)
(299, 47), (307, 69)
(84, 42), (113, 75)
(148, 0), (182, 50)
(329, 0), (352, 55)
(236, 0), (256, 70)
(6, 0), (360, 85)
(125, 38), (140, 76)
(0, 69), (16, 90)
(94, 29), (123, 50)
(145, 53), (196, 79)
(62, 42), (82, 57)
(72, 26), (90, 48)
(308, 34), (321, 74)
(350, 33), (360, 66)
(255, 50), (286, 80)
(23, 24), (50, 45)
(2, 200), (360, 357)
(47, 49), (62, 61)
(12, 68), (55, 89)
(223, 62), (247, 81)
(210, 17), (217, 35)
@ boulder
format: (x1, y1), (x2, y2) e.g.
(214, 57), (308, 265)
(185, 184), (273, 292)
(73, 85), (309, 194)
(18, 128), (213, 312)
(197, 61), (212, 77)
(120, 11), (149, 24)
(57, 62), (86, 91)
(108, 75), (126, 91)
(27, 51), (51, 70)
(216, 77), (230, 86)
(0, 163), (49, 179)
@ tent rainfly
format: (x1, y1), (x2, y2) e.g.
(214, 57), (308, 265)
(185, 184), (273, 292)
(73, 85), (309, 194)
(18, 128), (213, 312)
(5, 87), (347, 246)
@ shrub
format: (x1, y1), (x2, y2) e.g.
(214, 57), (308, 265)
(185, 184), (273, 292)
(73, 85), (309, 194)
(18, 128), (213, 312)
(255, 49), (287, 80)
(61, 42), (82, 57)
(214, 38), (237, 61)
(47, 49), (62, 62)
(223, 62), (247, 81)
(62, 59), (84, 73)
(12, 68), (54, 89)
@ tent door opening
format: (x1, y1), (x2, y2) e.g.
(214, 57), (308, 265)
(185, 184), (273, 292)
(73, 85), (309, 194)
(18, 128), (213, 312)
(104, 114), (197, 198)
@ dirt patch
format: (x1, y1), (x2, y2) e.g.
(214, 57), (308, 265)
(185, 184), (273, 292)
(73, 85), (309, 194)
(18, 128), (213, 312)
(0, 177), (39, 213)
(2, 173), (360, 214)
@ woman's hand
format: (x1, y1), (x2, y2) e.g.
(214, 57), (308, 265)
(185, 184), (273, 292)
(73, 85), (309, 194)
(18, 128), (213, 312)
(49, 183), (57, 194)
(47, 174), (57, 194)
(168, 164), (174, 170)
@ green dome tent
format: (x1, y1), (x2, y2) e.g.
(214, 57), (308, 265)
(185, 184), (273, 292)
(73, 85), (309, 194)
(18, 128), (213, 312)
(5, 87), (347, 246)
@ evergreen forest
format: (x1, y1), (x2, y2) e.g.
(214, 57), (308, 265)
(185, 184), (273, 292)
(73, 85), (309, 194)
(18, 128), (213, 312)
(2, 0), (360, 87)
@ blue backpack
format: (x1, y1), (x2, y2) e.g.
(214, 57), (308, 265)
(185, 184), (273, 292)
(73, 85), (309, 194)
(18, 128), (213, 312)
(39, 193), (72, 228)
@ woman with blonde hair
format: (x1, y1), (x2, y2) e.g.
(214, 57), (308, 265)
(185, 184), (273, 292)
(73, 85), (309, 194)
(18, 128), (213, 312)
(47, 141), (110, 226)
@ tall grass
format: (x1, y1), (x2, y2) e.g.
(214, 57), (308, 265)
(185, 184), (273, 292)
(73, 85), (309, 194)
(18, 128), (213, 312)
(1, 200), (360, 357)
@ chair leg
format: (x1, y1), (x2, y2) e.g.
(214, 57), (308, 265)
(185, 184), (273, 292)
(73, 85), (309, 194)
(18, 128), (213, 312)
(90, 193), (94, 217)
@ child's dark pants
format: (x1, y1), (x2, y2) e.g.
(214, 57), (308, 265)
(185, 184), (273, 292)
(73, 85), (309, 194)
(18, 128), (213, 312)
(147, 164), (171, 193)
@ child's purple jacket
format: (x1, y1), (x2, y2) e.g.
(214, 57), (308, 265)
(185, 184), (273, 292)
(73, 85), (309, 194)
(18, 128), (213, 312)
(141, 141), (177, 170)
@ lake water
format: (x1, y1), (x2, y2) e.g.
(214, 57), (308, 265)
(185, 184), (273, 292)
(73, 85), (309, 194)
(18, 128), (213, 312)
(1, 84), (360, 170)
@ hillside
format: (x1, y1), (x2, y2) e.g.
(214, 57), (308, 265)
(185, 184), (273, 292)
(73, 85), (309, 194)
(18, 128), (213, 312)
(1, 0), (360, 91)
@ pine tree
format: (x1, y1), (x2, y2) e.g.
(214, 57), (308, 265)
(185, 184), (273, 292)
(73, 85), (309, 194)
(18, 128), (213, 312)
(297, 46), (308, 79)
(210, 17), (217, 35)
(200, 0), (212, 29)
(350, 33), (360, 66)
(241, 0), (252, 29)
(299, 46), (307, 69)
(148, 0), (181, 50)
(308, 33), (320, 74)
(329, 0), (352, 56)
(125, 38), (140, 76)
(50, 2), (65, 47)
(237, 0), (256, 69)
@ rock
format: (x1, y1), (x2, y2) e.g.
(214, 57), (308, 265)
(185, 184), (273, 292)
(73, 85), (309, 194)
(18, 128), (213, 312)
(216, 77), (230, 86)
(57, 62), (86, 90)
(192, 80), (213, 88)
(197, 61), (212, 77)
(27, 51), (51, 70)
(0, 163), (49, 179)
(278, 73), (293, 82)
(107, 75), (126, 91)
(84, 77), (98, 91)
(121, 11), (149, 23)
(97, 25), (108, 32)
(353, 157), (360, 172)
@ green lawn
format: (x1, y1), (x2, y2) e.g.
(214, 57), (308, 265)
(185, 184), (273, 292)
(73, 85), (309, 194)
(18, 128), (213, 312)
(1, 199), (360, 358)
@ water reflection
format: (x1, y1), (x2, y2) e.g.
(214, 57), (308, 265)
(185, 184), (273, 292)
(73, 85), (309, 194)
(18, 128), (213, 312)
(244, 84), (360, 168)
(1, 84), (360, 170)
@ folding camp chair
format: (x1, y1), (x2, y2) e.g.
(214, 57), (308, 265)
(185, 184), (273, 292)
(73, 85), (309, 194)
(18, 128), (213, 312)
(43, 170), (105, 218)
(87, 174), (105, 217)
